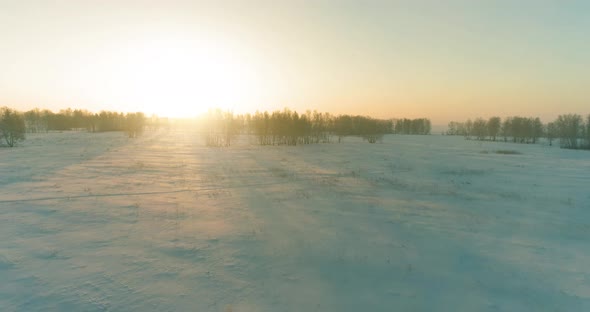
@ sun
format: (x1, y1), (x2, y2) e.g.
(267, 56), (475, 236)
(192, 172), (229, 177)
(105, 37), (263, 118)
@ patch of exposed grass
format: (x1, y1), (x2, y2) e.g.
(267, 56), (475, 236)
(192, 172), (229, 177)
(495, 150), (521, 155)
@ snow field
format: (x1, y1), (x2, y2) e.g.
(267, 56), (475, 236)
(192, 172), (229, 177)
(0, 130), (589, 311)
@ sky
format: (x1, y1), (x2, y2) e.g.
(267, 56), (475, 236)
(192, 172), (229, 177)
(0, 0), (589, 124)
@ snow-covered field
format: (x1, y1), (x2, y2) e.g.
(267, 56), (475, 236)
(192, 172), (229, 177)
(1, 130), (589, 311)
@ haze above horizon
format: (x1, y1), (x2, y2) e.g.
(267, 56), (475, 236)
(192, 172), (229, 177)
(1, 0), (588, 124)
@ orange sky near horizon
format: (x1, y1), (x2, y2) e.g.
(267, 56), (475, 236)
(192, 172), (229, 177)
(1, 1), (588, 125)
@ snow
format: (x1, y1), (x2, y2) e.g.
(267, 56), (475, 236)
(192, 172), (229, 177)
(1, 130), (589, 311)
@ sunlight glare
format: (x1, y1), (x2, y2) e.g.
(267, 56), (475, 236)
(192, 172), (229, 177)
(111, 38), (262, 117)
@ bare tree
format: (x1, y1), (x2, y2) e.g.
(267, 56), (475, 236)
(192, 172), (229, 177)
(555, 114), (582, 149)
(0, 107), (26, 147)
(546, 122), (557, 146)
(125, 112), (146, 138)
(464, 119), (473, 140)
(24, 108), (48, 133)
(472, 118), (487, 141)
(394, 118), (430, 135)
(500, 117), (511, 142)
(585, 115), (590, 149)
(487, 117), (501, 141)
(201, 109), (240, 146)
(531, 117), (543, 144)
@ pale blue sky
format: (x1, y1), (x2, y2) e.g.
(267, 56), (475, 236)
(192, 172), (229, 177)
(0, 0), (588, 122)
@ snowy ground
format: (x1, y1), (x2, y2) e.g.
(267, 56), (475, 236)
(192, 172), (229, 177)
(1, 130), (589, 311)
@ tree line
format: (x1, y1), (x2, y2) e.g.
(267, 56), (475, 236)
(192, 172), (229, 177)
(1, 105), (433, 147)
(0, 107), (152, 147)
(447, 114), (590, 150)
(201, 108), (431, 146)
(22, 108), (150, 135)
(393, 118), (431, 135)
